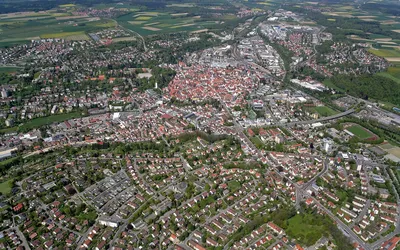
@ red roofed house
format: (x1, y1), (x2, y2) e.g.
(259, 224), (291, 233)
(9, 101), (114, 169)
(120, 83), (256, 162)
(381, 236), (400, 250)
(13, 203), (23, 212)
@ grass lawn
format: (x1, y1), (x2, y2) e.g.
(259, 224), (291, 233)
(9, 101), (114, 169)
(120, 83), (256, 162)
(0, 67), (22, 74)
(346, 125), (374, 139)
(77, 211), (97, 221)
(250, 136), (264, 149)
(322, 79), (345, 92)
(0, 179), (13, 195)
(228, 180), (241, 193)
(1, 112), (84, 133)
(20, 112), (83, 131)
(336, 190), (348, 203)
(313, 106), (338, 117)
(287, 214), (324, 246)
(0, 126), (18, 134)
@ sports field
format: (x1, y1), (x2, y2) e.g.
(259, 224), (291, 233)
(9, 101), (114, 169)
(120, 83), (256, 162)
(345, 124), (376, 140)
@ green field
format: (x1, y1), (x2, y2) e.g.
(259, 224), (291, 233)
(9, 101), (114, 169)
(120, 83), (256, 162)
(250, 136), (264, 149)
(322, 79), (346, 92)
(287, 214), (324, 246)
(377, 71), (400, 84)
(0, 12), (115, 47)
(1, 112), (84, 133)
(313, 106), (338, 117)
(0, 179), (13, 195)
(116, 11), (232, 36)
(0, 66), (22, 73)
(228, 180), (241, 193)
(59, 4), (76, 8)
(346, 124), (375, 139)
(381, 65), (400, 84)
(368, 48), (400, 58)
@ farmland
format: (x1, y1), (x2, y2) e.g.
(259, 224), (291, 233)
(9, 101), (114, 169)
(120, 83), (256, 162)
(0, 11), (116, 47)
(0, 2), (245, 43)
(368, 48), (400, 58)
(116, 10), (240, 36)
(40, 31), (90, 40)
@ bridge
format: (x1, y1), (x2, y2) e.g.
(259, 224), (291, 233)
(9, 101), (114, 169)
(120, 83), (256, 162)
(279, 108), (356, 127)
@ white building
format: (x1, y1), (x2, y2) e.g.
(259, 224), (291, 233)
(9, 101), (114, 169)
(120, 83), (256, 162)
(99, 219), (118, 228)
(323, 138), (333, 152)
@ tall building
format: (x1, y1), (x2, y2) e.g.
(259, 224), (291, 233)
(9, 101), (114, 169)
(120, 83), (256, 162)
(323, 138), (333, 152)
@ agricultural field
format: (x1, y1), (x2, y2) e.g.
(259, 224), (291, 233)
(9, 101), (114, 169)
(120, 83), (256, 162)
(368, 46), (400, 62)
(59, 4), (76, 8)
(0, 11), (116, 47)
(368, 48), (400, 58)
(112, 36), (137, 42)
(116, 10), (237, 36)
(344, 123), (378, 141)
(40, 31), (90, 40)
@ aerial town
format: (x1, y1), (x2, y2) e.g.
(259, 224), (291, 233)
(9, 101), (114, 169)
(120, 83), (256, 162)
(0, 0), (400, 250)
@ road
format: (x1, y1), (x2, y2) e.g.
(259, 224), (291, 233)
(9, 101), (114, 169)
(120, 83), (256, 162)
(239, 125), (372, 249)
(14, 226), (31, 250)
(278, 108), (356, 127)
(302, 158), (329, 191)
(116, 24), (147, 52)
(312, 198), (370, 250)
